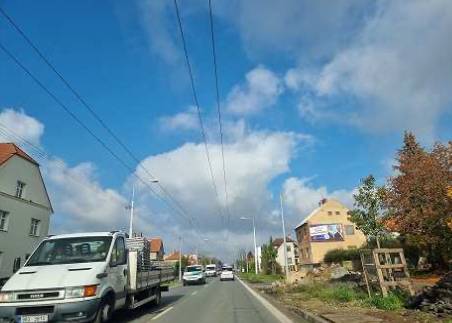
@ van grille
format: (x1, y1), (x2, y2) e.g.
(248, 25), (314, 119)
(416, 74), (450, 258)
(17, 292), (60, 300)
(16, 290), (63, 301)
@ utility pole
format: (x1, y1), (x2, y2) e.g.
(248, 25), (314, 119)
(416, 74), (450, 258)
(128, 185), (135, 238)
(280, 193), (289, 279)
(178, 236), (182, 281)
(252, 215), (258, 274)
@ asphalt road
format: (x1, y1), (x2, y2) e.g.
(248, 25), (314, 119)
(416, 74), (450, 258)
(115, 277), (302, 323)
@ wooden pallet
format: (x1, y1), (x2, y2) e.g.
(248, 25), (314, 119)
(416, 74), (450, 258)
(360, 248), (414, 297)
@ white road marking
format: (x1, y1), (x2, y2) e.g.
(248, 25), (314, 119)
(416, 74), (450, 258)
(191, 291), (198, 295)
(151, 306), (173, 321)
(238, 278), (293, 323)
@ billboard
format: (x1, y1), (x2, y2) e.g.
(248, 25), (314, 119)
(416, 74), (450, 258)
(309, 224), (344, 242)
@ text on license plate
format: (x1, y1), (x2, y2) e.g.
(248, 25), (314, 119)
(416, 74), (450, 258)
(20, 315), (49, 323)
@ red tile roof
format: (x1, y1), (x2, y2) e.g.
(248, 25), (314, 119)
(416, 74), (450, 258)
(149, 238), (163, 253)
(0, 143), (38, 166)
(164, 251), (180, 261)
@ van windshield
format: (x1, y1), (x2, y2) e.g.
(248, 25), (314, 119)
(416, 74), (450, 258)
(26, 236), (112, 266)
(206, 265), (216, 270)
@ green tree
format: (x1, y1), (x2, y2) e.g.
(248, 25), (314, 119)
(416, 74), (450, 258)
(349, 175), (387, 248)
(174, 255), (189, 273)
(260, 237), (278, 274)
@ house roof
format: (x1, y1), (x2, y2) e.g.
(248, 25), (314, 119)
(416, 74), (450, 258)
(164, 251), (180, 261)
(149, 237), (163, 253)
(294, 199), (348, 229)
(0, 143), (53, 213)
(272, 237), (295, 248)
(0, 143), (38, 166)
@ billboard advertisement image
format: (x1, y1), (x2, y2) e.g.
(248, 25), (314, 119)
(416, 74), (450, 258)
(309, 224), (344, 242)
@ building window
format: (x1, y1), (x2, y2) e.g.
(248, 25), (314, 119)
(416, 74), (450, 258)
(29, 218), (40, 237)
(287, 245), (291, 252)
(345, 225), (355, 235)
(327, 211), (333, 215)
(0, 210), (9, 231)
(288, 257), (293, 265)
(15, 181), (26, 198)
(335, 211), (340, 215)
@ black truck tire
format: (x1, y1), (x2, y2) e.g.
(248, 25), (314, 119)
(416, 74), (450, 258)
(93, 297), (114, 323)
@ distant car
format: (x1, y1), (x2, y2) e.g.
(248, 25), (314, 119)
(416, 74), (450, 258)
(205, 264), (217, 277)
(220, 266), (234, 281)
(183, 265), (206, 285)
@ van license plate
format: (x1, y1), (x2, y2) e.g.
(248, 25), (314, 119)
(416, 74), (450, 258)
(20, 315), (48, 323)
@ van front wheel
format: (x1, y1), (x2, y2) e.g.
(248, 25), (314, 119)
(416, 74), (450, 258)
(93, 297), (113, 323)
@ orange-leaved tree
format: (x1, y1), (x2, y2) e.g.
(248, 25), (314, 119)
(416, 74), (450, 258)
(385, 132), (451, 268)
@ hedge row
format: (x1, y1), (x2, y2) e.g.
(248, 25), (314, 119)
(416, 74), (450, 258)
(323, 248), (361, 263)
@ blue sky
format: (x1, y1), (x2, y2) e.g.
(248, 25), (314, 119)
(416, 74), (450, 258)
(1, 0), (451, 258)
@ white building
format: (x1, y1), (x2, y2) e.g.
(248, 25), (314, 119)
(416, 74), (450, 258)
(272, 237), (298, 272)
(0, 143), (53, 280)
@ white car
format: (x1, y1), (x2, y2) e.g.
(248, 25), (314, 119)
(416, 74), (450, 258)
(220, 266), (234, 281)
(205, 264), (217, 277)
(183, 265), (206, 285)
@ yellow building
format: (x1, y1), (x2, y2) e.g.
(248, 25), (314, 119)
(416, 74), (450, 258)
(294, 199), (366, 265)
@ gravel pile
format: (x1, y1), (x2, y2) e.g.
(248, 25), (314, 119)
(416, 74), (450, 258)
(408, 271), (452, 317)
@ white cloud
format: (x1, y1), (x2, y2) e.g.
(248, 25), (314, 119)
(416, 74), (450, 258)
(290, 0), (452, 138)
(134, 127), (308, 234)
(282, 177), (355, 227)
(226, 66), (283, 116)
(215, 0), (371, 60)
(159, 106), (199, 131)
(0, 108), (44, 145)
(43, 159), (129, 233)
(137, 1), (182, 66)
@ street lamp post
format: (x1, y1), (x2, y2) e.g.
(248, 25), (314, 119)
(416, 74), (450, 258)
(178, 236), (182, 281)
(128, 179), (159, 238)
(240, 216), (258, 274)
(280, 193), (289, 279)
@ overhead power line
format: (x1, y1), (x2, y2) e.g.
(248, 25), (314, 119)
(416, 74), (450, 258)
(0, 6), (192, 227)
(173, 0), (224, 220)
(0, 40), (197, 227)
(208, 0), (232, 227)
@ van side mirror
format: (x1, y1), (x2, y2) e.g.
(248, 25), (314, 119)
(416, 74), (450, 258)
(13, 257), (21, 273)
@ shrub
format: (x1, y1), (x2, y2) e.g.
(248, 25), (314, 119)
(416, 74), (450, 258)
(324, 248), (361, 263)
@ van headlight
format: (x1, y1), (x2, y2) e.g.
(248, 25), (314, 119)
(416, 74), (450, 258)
(66, 285), (97, 298)
(0, 292), (14, 303)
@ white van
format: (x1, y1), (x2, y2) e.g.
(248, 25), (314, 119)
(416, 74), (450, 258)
(0, 231), (173, 322)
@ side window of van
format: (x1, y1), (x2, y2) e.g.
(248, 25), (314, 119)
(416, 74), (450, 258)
(111, 237), (126, 266)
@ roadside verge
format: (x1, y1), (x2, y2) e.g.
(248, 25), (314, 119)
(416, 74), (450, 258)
(238, 277), (329, 323)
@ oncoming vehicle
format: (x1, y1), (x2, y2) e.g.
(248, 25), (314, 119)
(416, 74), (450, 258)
(220, 266), (234, 281)
(183, 265), (206, 286)
(0, 231), (174, 322)
(205, 264), (217, 277)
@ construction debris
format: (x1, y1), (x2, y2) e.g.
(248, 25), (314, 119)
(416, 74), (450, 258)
(407, 271), (452, 317)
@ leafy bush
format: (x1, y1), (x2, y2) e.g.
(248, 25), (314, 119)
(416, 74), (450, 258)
(324, 248), (361, 263)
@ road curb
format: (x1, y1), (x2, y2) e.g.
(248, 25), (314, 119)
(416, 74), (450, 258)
(238, 277), (293, 323)
(239, 278), (330, 323)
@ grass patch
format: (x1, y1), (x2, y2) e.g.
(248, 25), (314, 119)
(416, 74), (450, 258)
(289, 282), (407, 311)
(239, 272), (284, 284)
(289, 282), (368, 303)
(364, 293), (405, 310)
